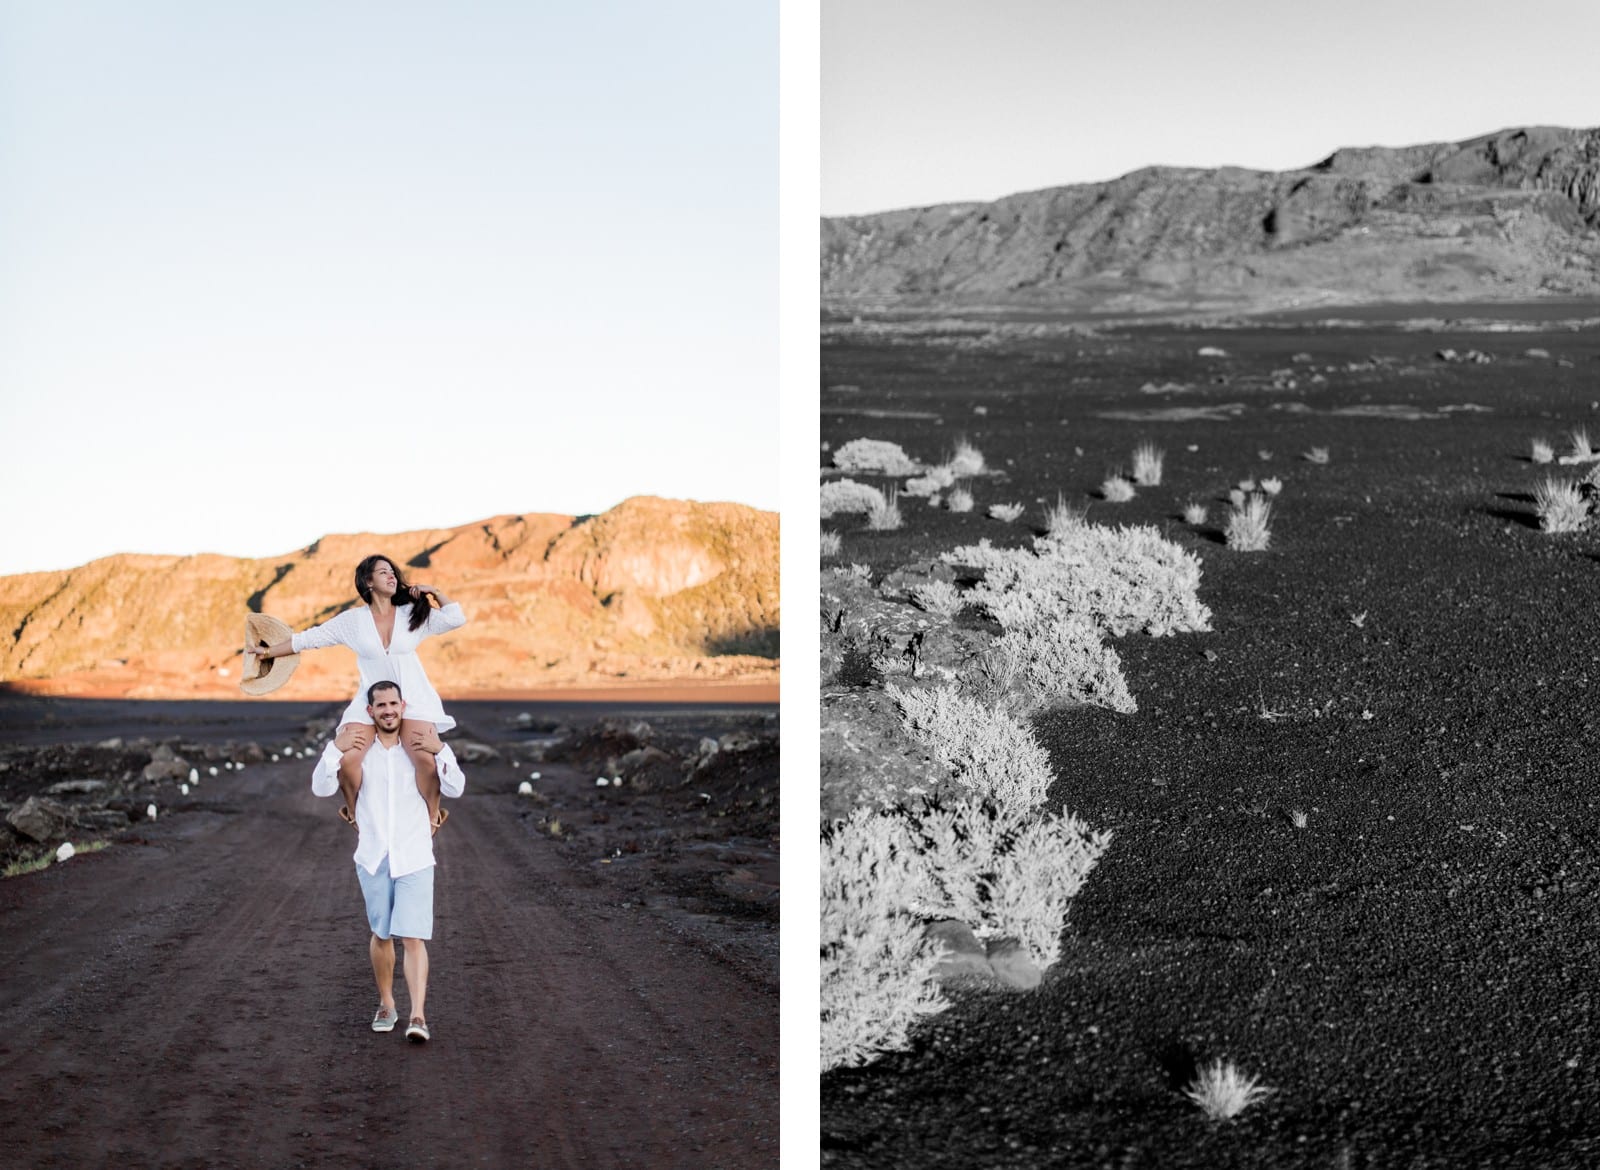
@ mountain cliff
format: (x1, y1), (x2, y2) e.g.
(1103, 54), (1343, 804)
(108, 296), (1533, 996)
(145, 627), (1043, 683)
(0, 497), (778, 699)
(822, 126), (1600, 313)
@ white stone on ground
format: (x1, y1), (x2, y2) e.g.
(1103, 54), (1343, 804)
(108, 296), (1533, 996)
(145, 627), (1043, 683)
(517, 781), (533, 796)
(56, 842), (75, 862)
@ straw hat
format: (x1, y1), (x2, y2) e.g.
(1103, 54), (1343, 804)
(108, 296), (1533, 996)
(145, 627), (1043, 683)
(240, 613), (299, 696)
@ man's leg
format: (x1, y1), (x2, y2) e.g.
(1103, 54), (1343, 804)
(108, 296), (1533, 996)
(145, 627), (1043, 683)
(401, 720), (444, 831)
(370, 934), (397, 1013)
(401, 936), (429, 1025)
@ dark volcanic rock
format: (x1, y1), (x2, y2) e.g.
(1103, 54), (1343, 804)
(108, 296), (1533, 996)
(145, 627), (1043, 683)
(7, 796), (74, 843)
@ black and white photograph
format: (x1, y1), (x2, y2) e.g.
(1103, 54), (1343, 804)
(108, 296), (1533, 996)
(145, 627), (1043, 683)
(819, 0), (1600, 1165)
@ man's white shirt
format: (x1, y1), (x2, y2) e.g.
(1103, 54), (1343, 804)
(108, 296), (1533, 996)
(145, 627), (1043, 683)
(312, 740), (465, 878)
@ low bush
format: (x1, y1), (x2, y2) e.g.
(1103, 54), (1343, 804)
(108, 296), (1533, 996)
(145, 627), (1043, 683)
(948, 438), (986, 476)
(821, 809), (950, 1071)
(988, 502), (1026, 523)
(1182, 502), (1208, 525)
(834, 438), (920, 475)
(972, 617), (1135, 715)
(947, 486), (975, 513)
(909, 580), (963, 617)
(1259, 476), (1283, 496)
(1531, 438), (1555, 465)
(867, 488), (903, 531)
(903, 465), (956, 497)
(888, 684), (1054, 815)
(1101, 476), (1135, 502)
(821, 479), (886, 518)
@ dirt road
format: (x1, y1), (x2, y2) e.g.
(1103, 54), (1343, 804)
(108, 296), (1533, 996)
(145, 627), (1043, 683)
(0, 719), (776, 1169)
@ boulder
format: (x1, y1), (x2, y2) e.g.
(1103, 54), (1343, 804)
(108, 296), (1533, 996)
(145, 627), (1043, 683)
(927, 919), (992, 980)
(142, 760), (190, 783)
(46, 779), (109, 796)
(985, 939), (1045, 990)
(453, 741), (501, 764)
(7, 796), (74, 843)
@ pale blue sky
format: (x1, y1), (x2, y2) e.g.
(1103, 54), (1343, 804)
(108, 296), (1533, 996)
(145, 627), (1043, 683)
(0, 1), (776, 575)
(825, 0), (1600, 215)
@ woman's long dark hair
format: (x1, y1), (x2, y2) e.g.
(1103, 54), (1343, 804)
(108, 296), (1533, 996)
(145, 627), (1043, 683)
(354, 553), (432, 632)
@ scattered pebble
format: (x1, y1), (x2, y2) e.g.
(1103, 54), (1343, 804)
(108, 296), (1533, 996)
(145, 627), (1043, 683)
(188, 768), (198, 783)
(596, 777), (610, 787)
(181, 783), (190, 795)
(208, 766), (218, 777)
(146, 804), (158, 821)
(56, 842), (76, 862)
(517, 781), (534, 796)
(529, 771), (542, 780)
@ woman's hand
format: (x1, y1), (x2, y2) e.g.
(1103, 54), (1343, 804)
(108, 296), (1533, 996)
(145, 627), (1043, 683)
(409, 584), (452, 606)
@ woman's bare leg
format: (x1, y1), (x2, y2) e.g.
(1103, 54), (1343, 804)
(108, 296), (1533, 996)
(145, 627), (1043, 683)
(334, 722), (375, 826)
(402, 720), (444, 831)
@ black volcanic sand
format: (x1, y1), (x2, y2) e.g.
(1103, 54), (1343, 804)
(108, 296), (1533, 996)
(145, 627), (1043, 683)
(822, 312), (1600, 1168)
(0, 696), (775, 1169)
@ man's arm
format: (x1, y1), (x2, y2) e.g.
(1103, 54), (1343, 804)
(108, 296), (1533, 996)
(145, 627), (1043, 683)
(436, 744), (466, 799)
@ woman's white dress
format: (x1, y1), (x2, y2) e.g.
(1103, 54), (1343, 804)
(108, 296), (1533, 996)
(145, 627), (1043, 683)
(290, 601), (467, 731)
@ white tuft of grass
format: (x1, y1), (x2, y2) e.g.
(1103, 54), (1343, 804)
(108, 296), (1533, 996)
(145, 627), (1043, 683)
(821, 531), (842, 558)
(1044, 494), (1088, 536)
(1131, 443), (1165, 486)
(867, 487), (903, 531)
(1349, 611), (1367, 628)
(948, 438), (986, 475)
(1289, 809), (1308, 830)
(1303, 446), (1331, 464)
(1257, 449), (1273, 462)
(1258, 476), (1283, 496)
(1185, 1060), (1274, 1121)
(1531, 438), (1555, 464)
(1534, 477), (1589, 533)
(1225, 493), (1272, 551)
(1101, 475), (1135, 503)
(1237, 477), (1257, 492)
(1182, 502), (1208, 525)
(947, 486), (975, 513)
(989, 501), (1026, 523)
(1571, 429), (1595, 460)
(1227, 488), (1246, 508)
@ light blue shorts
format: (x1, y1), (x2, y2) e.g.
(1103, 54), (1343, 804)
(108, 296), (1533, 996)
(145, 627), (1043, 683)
(356, 856), (435, 940)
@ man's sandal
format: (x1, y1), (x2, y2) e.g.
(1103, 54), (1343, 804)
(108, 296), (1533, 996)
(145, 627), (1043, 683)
(371, 1005), (398, 1033)
(406, 1017), (431, 1043)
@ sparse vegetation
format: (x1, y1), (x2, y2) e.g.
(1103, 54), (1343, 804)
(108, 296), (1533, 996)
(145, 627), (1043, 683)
(949, 438), (986, 475)
(834, 438), (920, 475)
(1303, 446), (1331, 464)
(1101, 475), (1135, 502)
(821, 479), (887, 518)
(1533, 477), (1589, 532)
(1131, 442), (1165, 486)
(867, 487), (904, 531)
(1184, 1059), (1274, 1121)
(1259, 476), (1283, 496)
(1225, 493), (1273, 551)
(1531, 438), (1555, 464)
(821, 531), (842, 558)
(1182, 502), (1208, 525)
(1571, 428), (1595, 460)
(988, 502), (1026, 523)
(947, 486), (975, 513)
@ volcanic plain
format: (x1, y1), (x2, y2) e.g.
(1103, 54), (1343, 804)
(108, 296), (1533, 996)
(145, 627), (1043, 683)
(820, 302), (1600, 1168)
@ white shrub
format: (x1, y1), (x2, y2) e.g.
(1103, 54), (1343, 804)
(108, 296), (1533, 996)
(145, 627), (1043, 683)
(899, 799), (1111, 968)
(979, 618), (1136, 715)
(821, 531), (842, 558)
(1571, 428), (1595, 460)
(909, 580), (963, 617)
(943, 527), (1213, 637)
(1259, 476), (1283, 496)
(903, 464), (957, 497)
(1228, 488), (1246, 508)
(1534, 477), (1589, 533)
(888, 684), (1054, 815)
(989, 502), (1026, 523)
(1101, 476), (1135, 502)
(1237, 477), (1257, 492)
(1531, 438), (1554, 464)
(1185, 1059), (1274, 1121)
(948, 439), (986, 476)
(821, 479), (886, 518)
(1225, 493), (1272, 551)
(947, 486), (975, 513)
(1131, 443), (1164, 486)
(834, 438), (920, 475)
(1302, 446), (1331, 464)
(1182, 502), (1208, 525)
(867, 487), (903, 531)
(821, 809), (949, 1071)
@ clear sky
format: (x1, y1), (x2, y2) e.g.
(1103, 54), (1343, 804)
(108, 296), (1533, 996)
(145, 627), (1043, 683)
(0, 0), (776, 576)
(824, 0), (1600, 216)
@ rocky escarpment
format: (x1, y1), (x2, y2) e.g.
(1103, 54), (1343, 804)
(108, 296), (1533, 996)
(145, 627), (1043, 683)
(0, 496), (778, 698)
(822, 125), (1600, 313)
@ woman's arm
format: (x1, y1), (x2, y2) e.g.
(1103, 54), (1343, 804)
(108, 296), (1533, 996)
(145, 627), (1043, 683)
(410, 584), (467, 636)
(249, 638), (296, 659)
